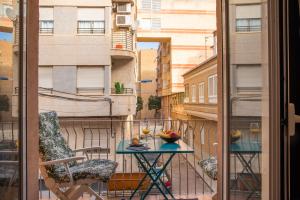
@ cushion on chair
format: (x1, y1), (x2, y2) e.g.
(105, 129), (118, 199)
(198, 157), (217, 180)
(54, 159), (118, 183)
(39, 111), (118, 183)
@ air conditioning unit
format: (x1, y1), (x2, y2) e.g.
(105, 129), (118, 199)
(116, 15), (131, 27)
(117, 3), (131, 13)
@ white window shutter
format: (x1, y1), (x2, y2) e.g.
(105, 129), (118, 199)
(78, 8), (105, 21)
(39, 66), (53, 89)
(40, 7), (54, 20)
(77, 66), (105, 88)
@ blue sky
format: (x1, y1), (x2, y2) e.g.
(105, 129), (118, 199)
(137, 42), (159, 50)
(0, 32), (13, 42)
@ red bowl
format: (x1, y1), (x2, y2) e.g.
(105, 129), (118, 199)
(160, 136), (180, 143)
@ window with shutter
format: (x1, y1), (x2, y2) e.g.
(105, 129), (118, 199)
(39, 66), (53, 89)
(77, 8), (105, 34)
(39, 7), (54, 34)
(236, 4), (261, 32)
(235, 65), (262, 94)
(191, 84), (196, 103)
(199, 82), (205, 103)
(77, 66), (105, 94)
(208, 74), (217, 103)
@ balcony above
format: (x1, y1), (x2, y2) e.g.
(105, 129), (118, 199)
(111, 30), (136, 59)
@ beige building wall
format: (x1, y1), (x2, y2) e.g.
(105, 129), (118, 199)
(137, 0), (216, 95)
(38, 0), (137, 117)
(137, 49), (157, 119)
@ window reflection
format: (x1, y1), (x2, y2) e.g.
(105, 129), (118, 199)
(228, 0), (267, 199)
(0, 0), (20, 199)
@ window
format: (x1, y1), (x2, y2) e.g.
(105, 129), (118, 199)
(141, 0), (161, 11)
(191, 84), (196, 103)
(235, 65), (262, 94)
(77, 8), (105, 34)
(208, 74), (217, 103)
(199, 82), (205, 103)
(38, 66), (53, 89)
(200, 127), (205, 145)
(139, 18), (161, 30)
(39, 7), (54, 34)
(236, 4), (261, 32)
(184, 84), (189, 103)
(77, 66), (105, 94)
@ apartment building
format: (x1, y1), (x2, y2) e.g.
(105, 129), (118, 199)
(137, 49), (157, 119)
(180, 56), (217, 159)
(136, 0), (216, 118)
(38, 0), (137, 118)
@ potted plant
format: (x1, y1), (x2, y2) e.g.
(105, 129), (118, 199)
(114, 82), (125, 94)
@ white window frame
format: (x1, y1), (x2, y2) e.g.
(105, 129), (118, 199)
(191, 84), (196, 103)
(39, 7), (54, 34)
(208, 74), (217, 103)
(77, 8), (105, 34)
(199, 82), (205, 103)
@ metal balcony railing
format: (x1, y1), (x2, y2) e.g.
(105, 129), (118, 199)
(112, 30), (133, 51)
(77, 20), (105, 34)
(76, 87), (105, 95)
(39, 20), (54, 34)
(111, 87), (134, 94)
(0, 118), (263, 199)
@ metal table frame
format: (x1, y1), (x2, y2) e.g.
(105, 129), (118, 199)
(230, 142), (261, 200)
(116, 139), (194, 200)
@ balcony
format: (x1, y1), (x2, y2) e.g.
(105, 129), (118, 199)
(0, 116), (263, 200)
(111, 30), (135, 59)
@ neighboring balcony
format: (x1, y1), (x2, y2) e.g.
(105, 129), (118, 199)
(111, 30), (135, 59)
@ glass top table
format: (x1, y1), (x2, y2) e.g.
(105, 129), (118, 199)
(116, 138), (194, 154)
(230, 142), (262, 154)
(116, 138), (194, 200)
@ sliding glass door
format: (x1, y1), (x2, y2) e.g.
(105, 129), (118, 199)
(222, 0), (272, 199)
(0, 0), (26, 199)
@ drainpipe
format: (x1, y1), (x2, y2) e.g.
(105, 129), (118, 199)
(104, 97), (114, 138)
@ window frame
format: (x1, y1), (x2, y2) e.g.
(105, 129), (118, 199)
(191, 84), (197, 103)
(77, 8), (105, 35)
(199, 82), (205, 103)
(208, 74), (217, 104)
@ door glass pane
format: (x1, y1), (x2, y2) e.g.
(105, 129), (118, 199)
(0, 0), (22, 199)
(228, 0), (268, 199)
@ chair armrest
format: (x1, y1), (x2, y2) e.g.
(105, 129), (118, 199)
(40, 156), (85, 166)
(73, 146), (105, 153)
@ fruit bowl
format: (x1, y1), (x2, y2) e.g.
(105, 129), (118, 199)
(160, 136), (181, 143)
(158, 131), (181, 143)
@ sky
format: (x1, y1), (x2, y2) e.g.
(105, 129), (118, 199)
(0, 32), (13, 42)
(137, 42), (160, 50)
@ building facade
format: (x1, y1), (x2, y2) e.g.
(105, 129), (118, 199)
(137, 49), (157, 119)
(38, 0), (137, 118)
(181, 56), (218, 160)
(136, 0), (216, 119)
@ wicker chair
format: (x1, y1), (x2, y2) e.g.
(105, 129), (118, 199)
(39, 111), (118, 200)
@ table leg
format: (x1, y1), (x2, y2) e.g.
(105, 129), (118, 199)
(139, 154), (175, 199)
(134, 153), (176, 200)
(235, 153), (261, 199)
(129, 153), (162, 199)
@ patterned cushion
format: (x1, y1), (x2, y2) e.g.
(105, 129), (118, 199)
(39, 111), (117, 183)
(198, 157), (217, 180)
(54, 159), (117, 183)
